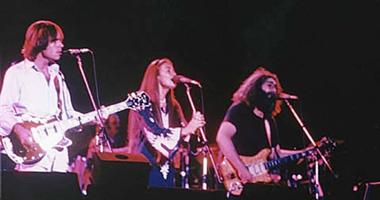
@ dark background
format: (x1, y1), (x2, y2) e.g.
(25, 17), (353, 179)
(1, 0), (380, 199)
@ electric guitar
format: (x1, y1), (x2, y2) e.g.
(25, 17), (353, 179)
(1, 91), (151, 165)
(219, 137), (336, 196)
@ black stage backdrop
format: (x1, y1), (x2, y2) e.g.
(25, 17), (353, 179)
(1, 1), (380, 199)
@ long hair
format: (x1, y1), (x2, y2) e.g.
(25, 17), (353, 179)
(232, 67), (283, 116)
(105, 113), (120, 129)
(127, 58), (186, 153)
(22, 20), (64, 61)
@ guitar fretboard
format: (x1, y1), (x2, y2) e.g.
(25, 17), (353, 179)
(39, 100), (129, 133)
(264, 149), (313, 169)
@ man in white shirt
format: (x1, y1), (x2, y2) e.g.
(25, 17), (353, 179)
(0, 20), (82, 172)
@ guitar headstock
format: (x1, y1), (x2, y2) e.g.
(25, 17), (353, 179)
(126, 91), (151, 111)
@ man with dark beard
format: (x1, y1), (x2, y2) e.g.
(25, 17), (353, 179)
(216, 67), (309, 200)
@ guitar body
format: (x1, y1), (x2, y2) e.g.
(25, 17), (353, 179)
(219, 148), (273, 196)
(1, 121), (44, 164)
(1, 91), (151, 165)
(1, 120), (72, 164)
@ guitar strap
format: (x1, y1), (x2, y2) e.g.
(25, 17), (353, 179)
(264, 119), (272, 147)
(54, 75), (63, 120)
(265, 117), (284, 179)
(264, 118), (280, 159)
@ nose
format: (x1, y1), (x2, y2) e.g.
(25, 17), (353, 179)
(270, 88), (277, 94)
(264, 87), (276, 94)
(57, 40), (64, 48)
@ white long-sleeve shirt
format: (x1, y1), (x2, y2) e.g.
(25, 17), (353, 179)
(0, 59), (78, 136)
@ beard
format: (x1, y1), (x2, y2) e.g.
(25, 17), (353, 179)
(255, 90), (276, 117)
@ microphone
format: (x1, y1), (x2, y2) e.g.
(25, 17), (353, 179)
(173, 75), (202, 88)
(277, 92), (299, 100)
(63, 48), (91, 55)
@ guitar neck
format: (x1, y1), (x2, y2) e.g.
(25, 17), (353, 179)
(265, 149), (313, 169)
(47, 100), (129, 132)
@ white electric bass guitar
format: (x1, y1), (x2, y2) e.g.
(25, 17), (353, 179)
(1, 91), (151, 165)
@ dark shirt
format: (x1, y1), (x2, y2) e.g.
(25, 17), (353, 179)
(224, 102), (280, 156)
(108, 132), (126, 148)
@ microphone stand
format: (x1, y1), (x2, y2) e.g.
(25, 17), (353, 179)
(183, 83), (222, 190)
(363, 181), (380, 200)
(74, 54), (112, 152)
(283, 99), (335, 199)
